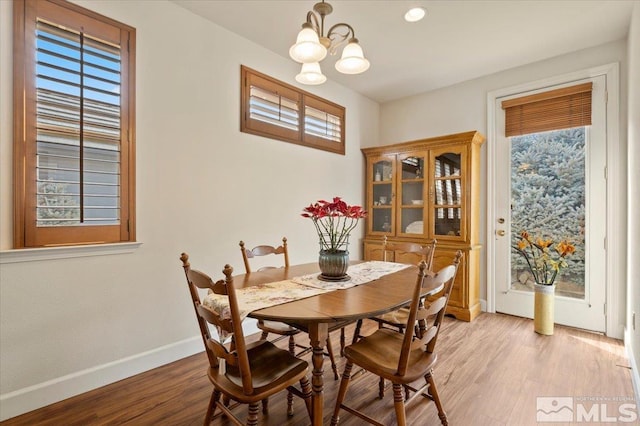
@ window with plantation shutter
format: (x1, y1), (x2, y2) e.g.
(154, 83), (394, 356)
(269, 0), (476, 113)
(241, 66), (345, 155)
(243, 69), (301, 142)
(13, 0), (136, 248)
(250, 86), (299, 132)
(305, 106), (340, 141)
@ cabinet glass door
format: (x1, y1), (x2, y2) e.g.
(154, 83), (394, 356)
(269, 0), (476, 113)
(369, 157), (394, 234)
(431, 148), (465, 239)
(398, 154), (426, 236)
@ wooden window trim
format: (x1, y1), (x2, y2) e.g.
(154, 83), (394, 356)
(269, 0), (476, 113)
(241, 66), (345, 155)
(13, 0), (136, 248)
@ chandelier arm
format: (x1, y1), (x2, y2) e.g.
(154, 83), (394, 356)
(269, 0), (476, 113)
(326, 22), (355, 39)
(291, 1), (369, 82)
(325, 23), (354, 54)
(306, 11), (322, 35)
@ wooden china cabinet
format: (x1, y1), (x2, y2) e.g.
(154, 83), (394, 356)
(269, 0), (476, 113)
(361, 131), (485, 321)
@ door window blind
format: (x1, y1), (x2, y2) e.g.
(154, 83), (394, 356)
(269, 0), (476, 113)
(502, 82), (592, 137)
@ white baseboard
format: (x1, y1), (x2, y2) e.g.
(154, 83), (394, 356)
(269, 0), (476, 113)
(625, 327), (640, 403)
(0, 319), (262, 422)
(480, 298), (487, 313)
(0, 336), (203, 422)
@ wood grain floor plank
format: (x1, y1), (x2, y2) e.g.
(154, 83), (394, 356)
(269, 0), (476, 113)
(1, 313), (633, 426)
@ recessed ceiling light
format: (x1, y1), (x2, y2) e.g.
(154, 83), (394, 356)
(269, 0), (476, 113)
(404, 7), (426, 23)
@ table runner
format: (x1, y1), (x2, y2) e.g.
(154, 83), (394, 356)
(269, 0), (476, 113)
(202, 261), (411, 325)
(290, 260), (411, 290)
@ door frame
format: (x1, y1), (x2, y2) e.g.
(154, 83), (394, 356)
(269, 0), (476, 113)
(486, 63), (622, 338)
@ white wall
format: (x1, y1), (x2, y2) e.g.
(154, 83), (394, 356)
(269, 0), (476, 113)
(0, 0), (378, 420)
(380, 39), (628, 327)
(0, 0), (634, 420)
(626, 1), (640, 400)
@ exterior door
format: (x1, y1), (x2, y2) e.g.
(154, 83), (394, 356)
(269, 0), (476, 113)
(494, 75), (607, 332)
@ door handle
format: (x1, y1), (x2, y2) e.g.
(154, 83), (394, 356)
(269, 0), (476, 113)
(496, 230), (506, 237)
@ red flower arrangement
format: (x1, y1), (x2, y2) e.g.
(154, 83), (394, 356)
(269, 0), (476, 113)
(301, 197), (367, 252)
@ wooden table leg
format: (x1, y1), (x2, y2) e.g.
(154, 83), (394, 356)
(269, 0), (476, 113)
(308, 323), (328, 426)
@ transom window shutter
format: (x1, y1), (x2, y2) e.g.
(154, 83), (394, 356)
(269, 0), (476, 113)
(36, 19), (122, 226)
(502, 82), (592, 137)
(243, 71), (301, 141)
(249, 86), (299, 131)
(241, 66), (346, 155)
(304, 105), (341, 143)
(302, 94), (345, 153)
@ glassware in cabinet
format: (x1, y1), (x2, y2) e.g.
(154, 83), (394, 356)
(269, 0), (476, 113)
(369, 157), (395, 234)
(398, 154), (426, 236)
(431, 148), (465, 239)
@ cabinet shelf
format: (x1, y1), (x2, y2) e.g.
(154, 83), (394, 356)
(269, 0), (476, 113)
(362, 130), (485, 322)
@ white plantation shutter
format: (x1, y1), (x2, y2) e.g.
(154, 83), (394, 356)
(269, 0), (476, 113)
(241, 66), (345, 155)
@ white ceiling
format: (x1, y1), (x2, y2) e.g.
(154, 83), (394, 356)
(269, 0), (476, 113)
(171, 0), (634, 103)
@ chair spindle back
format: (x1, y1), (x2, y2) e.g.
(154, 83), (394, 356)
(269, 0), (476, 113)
(239, 237), (289, 273)
(180, 254), (254, 395)
(382, 235), (437, 269)
(396, 251), (462, 376)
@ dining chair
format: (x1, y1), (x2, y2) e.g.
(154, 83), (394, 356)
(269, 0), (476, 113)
(240, 238), (299, 351)
(359, 237), (439, 399)
(373, 236), (437, 336)
(351, 237), (437, 355)
(331, 251), (462, 426)
(240, 237), (290, 274)
(180, 253), (313, 425)
(240, 238), (340, 380)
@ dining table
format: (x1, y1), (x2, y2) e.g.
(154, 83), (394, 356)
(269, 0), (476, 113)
(207, 261), (444, 426)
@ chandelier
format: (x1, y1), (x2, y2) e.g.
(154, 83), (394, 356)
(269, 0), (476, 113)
(289, 0), (370, 85)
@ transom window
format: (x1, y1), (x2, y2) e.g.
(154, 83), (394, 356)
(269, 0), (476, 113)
(241, 66), (345, 155)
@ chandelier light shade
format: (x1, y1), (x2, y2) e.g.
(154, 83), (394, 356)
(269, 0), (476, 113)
(289, 0), (369, 85)
(295, 62), (327, 85)
(335, 38), (370, 74)
(289, 23), (327, 63)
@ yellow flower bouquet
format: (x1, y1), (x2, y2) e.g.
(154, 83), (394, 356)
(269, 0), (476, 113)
(512, 231), (576, 286)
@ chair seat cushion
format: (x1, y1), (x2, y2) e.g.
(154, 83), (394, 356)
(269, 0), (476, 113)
(208, 340), (309, 403)
(258, 320), (300, 335)
(374, 306), (411, 326)
(344, 328), (437, 384)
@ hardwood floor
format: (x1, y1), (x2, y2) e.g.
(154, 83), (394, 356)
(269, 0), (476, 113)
(1, 313), (634, 425)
